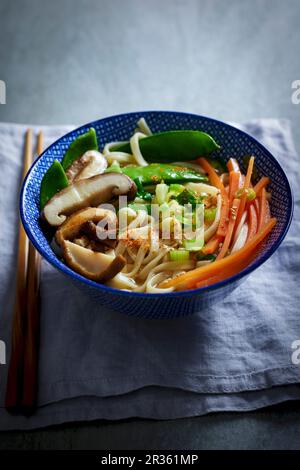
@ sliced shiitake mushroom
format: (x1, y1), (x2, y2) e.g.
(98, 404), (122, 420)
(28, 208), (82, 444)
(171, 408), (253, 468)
(72, 235), (91, 249)
(106, 272), (137, 290)
(43, 172), (136, 226)
(81, 220), (117, 248)
(55, 207), (117, 247)
(66, 150), (107, 182)
(63, 240), (125, 282)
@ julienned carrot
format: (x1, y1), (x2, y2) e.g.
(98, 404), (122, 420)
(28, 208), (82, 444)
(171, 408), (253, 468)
(244, 156), (255, 190)
(228, 171), (241, 206)
(233, 156), (255, 237)
(217, 198), (240, 260)
(159, 218), (277, 290)
(217, 192), (229, 237)
(253, 176), (270, 196)
(247, 204), (258, 242)
(195, 251), (257, 289)
(202, 235), (222, 255)
(227, 158), (240, 173)
(197, 157), (225, 192)
(195, 258), (248, 288)
(258, 187), (268, 231)
(197, 157), (229, 238)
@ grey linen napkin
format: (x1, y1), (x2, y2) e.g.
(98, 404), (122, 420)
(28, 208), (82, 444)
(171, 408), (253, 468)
(0, 119), (299, 430)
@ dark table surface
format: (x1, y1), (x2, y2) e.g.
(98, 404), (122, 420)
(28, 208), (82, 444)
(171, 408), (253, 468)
(0, 0), (300, 450)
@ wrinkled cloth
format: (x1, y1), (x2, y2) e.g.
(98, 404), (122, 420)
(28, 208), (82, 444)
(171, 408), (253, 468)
(0, 119), (299, 430)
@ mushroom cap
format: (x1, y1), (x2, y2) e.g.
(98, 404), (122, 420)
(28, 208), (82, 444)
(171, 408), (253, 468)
(63, 240), (125, 282)
(43, 172), (136, 226)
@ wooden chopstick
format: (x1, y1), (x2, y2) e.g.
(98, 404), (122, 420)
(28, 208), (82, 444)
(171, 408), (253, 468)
(21, 132), (43, 412)
(5, 129), (33, 411)
(5, 130), (43, 414)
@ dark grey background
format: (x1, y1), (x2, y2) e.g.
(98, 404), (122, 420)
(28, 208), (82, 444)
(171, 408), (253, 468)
(0, 0), (300, 450)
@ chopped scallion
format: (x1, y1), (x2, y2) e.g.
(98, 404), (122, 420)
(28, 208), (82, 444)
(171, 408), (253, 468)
(169, 250), (190, 262)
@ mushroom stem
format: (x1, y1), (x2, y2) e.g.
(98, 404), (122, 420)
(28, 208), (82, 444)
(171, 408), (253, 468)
(62, 240), (126, 282)
(66, 150), (107, 182)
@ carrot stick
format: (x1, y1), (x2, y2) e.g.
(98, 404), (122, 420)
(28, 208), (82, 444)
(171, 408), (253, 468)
(197, 158), (229, 238)
(228, 171), (241, 206)
(244, 156), (255, 190)
(216, 192), (229, 237)
(233, 156), (255, 238)
(160, 218), (277, 290)
(195, 251), (257, 289)
(227, 158), (240, 173)
(258, 187), (267, 232)
(202, 235), (222, 255)
(217, 198), (240, 260)
(197, 157), (226, 192)
(195, 260), (246, 288)
(253, 176), (270, 196)
(247, 204), (258, 242)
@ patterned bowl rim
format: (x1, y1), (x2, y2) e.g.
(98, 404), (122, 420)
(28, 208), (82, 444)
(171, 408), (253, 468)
(20, 110), (294, 298)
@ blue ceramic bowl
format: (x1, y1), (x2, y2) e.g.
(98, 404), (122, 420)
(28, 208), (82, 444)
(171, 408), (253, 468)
(20, 111), (293, 319)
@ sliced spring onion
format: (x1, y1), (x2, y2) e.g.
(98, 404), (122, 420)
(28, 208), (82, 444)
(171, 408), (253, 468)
(247, 188), (256, 201)
(183, 238), (204, 251)
(156, 183), (169, 205)
(169, 250), (190, 262)
(167, 183), (185, 200)
(204, 207), (217, 223)
(236, 187), (256, 201)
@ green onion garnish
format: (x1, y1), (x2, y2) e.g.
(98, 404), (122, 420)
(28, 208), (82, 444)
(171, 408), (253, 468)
(169, 250), (190, 262)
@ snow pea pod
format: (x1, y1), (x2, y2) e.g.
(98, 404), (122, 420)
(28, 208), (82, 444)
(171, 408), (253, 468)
(122, 163), (208, 185)
(61, 128), (98, 170)
(112, 130), (220, 163)
(40, 160), (69, 209)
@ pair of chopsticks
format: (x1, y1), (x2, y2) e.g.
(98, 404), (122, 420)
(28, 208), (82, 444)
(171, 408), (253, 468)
(5, 130), (43, 414)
